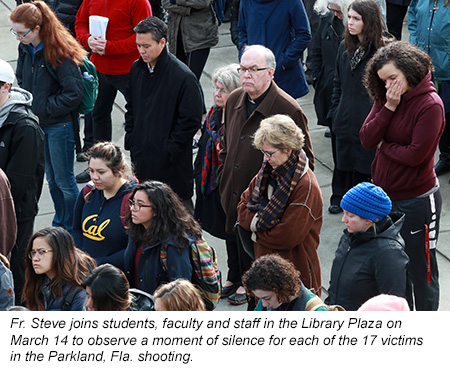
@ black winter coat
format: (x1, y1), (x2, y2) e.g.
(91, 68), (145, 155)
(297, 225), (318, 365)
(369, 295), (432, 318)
(327, 41), (376, 173)
(16, 44), (83, 127)
(0, 110), (45, 222)
(325, 212), (411, 311)
(125, 47), (203, 200)
(310, 13), (344, 126)
(44, 0), (83, 34)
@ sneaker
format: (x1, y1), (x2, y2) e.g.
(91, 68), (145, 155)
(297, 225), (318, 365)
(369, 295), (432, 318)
(76, 168), (90, 183)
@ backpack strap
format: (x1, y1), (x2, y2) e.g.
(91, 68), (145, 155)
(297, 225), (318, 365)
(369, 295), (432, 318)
(61, 286), (84, 311)
(305, 296), (329, 311)
(159, 243), (168, 273)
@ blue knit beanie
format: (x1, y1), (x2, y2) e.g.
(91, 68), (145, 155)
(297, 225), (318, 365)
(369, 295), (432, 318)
(340, 182), (392, 222)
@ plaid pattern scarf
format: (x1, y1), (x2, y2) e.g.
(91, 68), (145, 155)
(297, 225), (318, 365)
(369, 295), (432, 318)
(247, 150), (308, 232)
(200, 107), (223, 195)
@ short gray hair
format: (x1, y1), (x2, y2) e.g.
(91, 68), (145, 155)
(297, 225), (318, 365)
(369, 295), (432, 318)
(242, 45), (276, 71)
(212, 63), (241, 93)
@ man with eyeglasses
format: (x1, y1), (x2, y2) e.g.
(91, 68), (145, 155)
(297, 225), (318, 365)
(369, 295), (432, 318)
(124, 17), (202, 213)
(0, 58), (45, 305)
(217, 45), (314, 306)
(238, 0), (311, 99)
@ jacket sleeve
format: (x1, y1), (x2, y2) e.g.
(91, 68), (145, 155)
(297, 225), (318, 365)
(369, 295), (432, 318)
(255, 174), (323, 251)
(407, 0), (419, 45)
(236, 175), (257, 230)
(5, 118), (44, 220)
(309, 17), (325, 83)
(104, 0), (152, 56)
(166, 76), (203, 163)
(47, 59), (84, 117)
(360, 100), (392, 149)
(237, 4), (248, 59)
(71, 289), (87, 311)
(166, 244), (192, 282)
(124, 67), (134, 151)
(162, 0), (211, 14)
(74, 0), (91, 49)
(374, 244), (409, 298)
(230, 0), (240, 46)
(327, 43), (343, 122)
(72, 189), (85, 249)
(0, 173), (17, 260)
(378, 103), (444, 167)
(279, 0), (311, 69)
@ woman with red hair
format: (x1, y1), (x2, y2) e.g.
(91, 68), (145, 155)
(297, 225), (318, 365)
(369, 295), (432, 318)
(10, 1), (85, 232)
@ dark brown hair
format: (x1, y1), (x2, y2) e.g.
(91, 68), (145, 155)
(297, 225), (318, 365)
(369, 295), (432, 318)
(125, 181), (202, 252)
(344, 0), (385, 55)
(22, 227), (96, 311)
(242, 254), (302, 304)
(364, 40), (433, 101)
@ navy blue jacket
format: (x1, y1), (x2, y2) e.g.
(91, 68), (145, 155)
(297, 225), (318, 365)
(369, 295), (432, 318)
(238, 0), (311, 99)
(72, 181), (136, 271)
(325, 212), (411, 311)
(124, 236), (193, 295)
(41, 279), (86, 311)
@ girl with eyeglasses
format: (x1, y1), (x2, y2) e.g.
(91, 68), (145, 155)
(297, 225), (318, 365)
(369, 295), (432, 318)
(123, 181), (203, 295)
(10, 2), (86, 233)
(22, 227), (96, 311)
(72, 142), (136, 271)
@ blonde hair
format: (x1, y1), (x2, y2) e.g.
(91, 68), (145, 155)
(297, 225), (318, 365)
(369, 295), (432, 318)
(154, 279), (206, 311)
(253, 114), (304, 151)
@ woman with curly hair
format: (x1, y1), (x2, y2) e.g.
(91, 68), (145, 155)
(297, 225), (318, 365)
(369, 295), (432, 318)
(154, 279), (205, 311)
(360, 41), (444, 311)
(22, 227), (96, 311)
(123, 181), (203, 294)
(242, 254), (328, 311)
(326, 0), (386, 214)
(10, 2), (85, 232)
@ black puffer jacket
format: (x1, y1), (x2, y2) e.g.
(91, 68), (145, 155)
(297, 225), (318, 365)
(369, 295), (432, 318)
(325, 212), (411, 311)
(16, 43), (83, 127)
(44, 0), (83, 33)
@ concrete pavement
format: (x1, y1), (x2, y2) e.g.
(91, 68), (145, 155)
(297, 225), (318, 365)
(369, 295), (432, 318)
(1, 1), (448, 310)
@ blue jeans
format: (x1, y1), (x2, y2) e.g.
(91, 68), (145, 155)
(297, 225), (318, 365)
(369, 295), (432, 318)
(43, 121), (79, 232)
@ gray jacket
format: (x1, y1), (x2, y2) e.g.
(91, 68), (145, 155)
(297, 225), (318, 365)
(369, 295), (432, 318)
(163, 0), (219, 54)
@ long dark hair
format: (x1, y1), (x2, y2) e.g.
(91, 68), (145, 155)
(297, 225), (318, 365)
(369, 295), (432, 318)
(22, 227), (96, 311)
(125, 181), (202, 251)
(344, 0), (385, 55)
(82, 264), (130, 311)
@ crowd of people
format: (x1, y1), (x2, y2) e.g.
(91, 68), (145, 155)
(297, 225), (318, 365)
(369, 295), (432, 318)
(0, 0), (446, 311)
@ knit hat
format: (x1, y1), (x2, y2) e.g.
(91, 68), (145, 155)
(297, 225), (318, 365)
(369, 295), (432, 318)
(0, 59), (15, 84)
(358, 294), (410, 311)
(340, 182), (391, 222)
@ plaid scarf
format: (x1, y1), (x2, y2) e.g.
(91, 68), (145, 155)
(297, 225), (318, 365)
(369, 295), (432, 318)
(200, 107), (223, 195)
(247, 150), (308, 232)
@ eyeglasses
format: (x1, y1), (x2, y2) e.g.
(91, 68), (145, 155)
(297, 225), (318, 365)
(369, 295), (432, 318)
(213, 85), (228, 95)
(260, 148), (279, 158)
(237, 66), (270, 75)
(10, 27), (33, 39)
(29, 249), (53, 260)
(128, 199), (152, 212)
(327, 5), (343, 16)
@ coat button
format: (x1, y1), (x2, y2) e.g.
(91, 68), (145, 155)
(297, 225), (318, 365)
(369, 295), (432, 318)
(234, 164), (240, 169)
(233, 192), (238, 197)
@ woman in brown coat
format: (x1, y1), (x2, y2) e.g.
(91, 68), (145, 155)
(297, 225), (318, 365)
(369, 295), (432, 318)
(237, 114), (323, 295)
